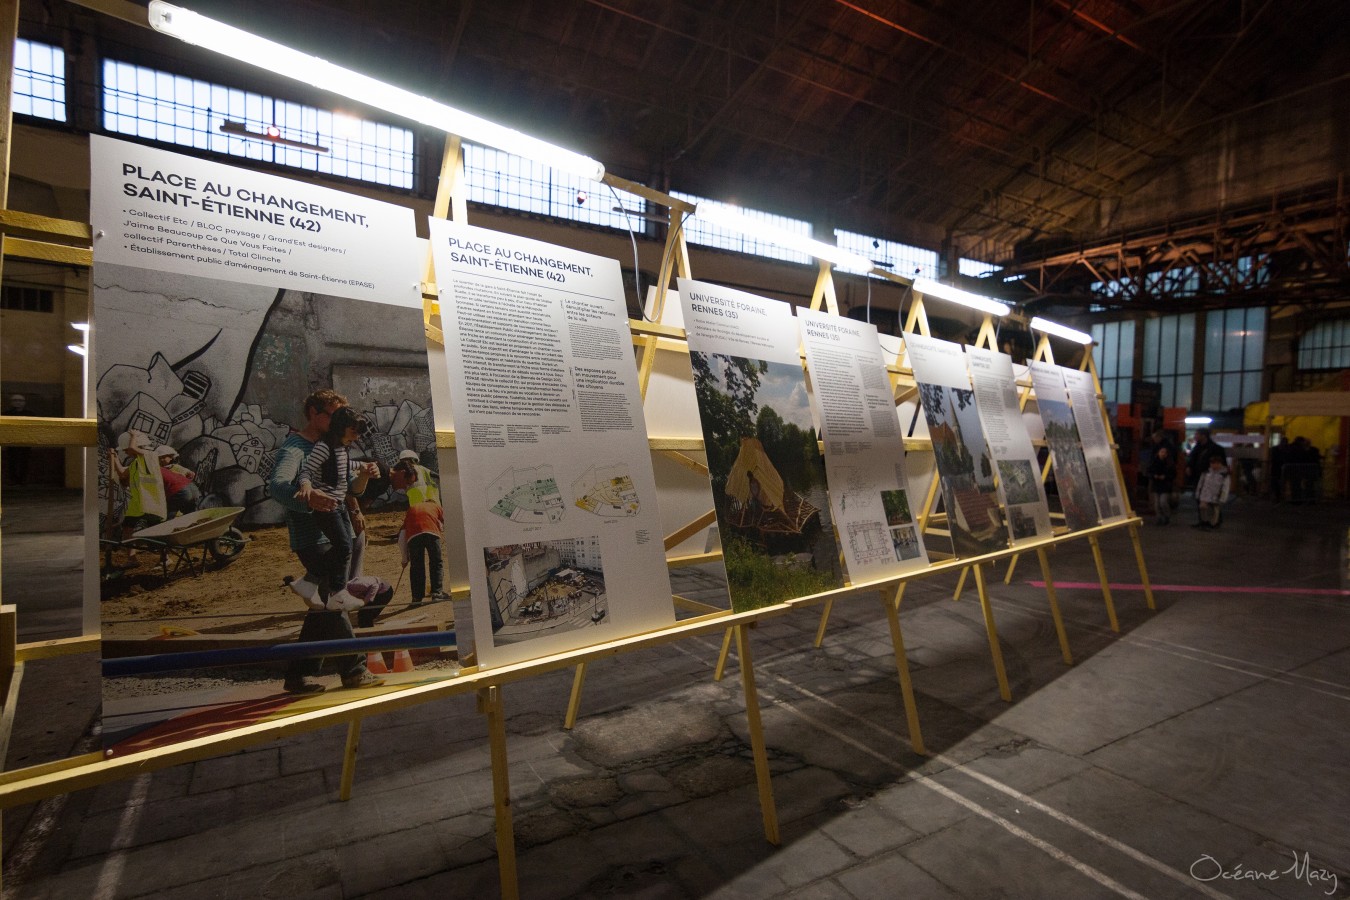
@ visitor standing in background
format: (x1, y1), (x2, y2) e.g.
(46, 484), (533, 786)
(1185, 428), (1226, 490)
(1147, 444), (1178, 525)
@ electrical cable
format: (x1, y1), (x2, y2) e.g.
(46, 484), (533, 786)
(605, 181), (647, 319)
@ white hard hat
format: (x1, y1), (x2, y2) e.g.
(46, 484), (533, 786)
(398, 449), (419, 462)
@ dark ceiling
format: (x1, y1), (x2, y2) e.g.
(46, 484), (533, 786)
(44, 0), (1350, 275)
(157, 0), (1346, 254)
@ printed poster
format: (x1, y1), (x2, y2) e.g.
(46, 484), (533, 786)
(678, 279), (844, 611)
(1061, 368), (1127, 522)
(903, 333), (1006, 558)
(429, 220), (674, 668)
(966, 347), (1053, 545)
(91, 136), (450, 754)
(798, 308), (927, 580)
(1028, 361), (1101, 531)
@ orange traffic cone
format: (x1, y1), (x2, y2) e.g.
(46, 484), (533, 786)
(365, 651), (390, 674)
(392, 649), (415, 673)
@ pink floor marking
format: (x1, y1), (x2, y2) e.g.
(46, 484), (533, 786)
(1027, 581), (1350, 597)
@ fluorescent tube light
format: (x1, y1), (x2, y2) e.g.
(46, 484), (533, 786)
(912, 278), (1010, 316)
(71, 322), (90, 331)
(147, 2), (605, 182)
(1029, 316), (1093, 344)
(696, 204), (875, 273)
(1184, 415), (1213, 425)
(67, 343), (87, 356)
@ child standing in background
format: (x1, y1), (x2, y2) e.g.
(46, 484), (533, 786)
(1194, 455), (1231, 530)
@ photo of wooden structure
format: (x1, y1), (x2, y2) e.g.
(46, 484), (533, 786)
(723, 437), (820, 538)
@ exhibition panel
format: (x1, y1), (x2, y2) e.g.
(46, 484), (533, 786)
(0, 6), (1160, 899)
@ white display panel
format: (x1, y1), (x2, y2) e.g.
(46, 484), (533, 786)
(677, 279), (844, 612)
(903, 333), (1007, 558)
(91, 135), (421, 306)
(1028, 361), (1101, 531)
(91, 138), (442, 754)
(1061, 367), (1127, 522)
(966, 347), (1053, 545)
(429, 220), (674, 668)
(798, 308), (927, 579)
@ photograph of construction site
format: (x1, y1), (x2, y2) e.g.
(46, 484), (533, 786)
(93, 263), (457, 753)
(690, 351), (843, 612)
(482, 539), (607, 645)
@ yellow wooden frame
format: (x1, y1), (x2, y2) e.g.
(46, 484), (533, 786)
(0, 6), (1156, 897)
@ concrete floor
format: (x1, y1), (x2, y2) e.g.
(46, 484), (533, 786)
(2, 490), (1348, 899)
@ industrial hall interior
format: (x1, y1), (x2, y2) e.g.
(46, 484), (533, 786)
(0, 0), (1348, 898)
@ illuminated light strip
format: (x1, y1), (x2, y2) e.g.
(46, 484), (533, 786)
(913, 277), (1010, 316)
(147, 2), (605, 182)
(695, 203), (875, 273)
(1029, 315), (1093, 344)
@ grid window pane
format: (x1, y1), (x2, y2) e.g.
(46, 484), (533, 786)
(1296, 318), (1350, 371)
(1141, 313), (1195, 408)
(14, 39), (67, 121)
(1201, 307), (1264, 410)
(101, 59), (413, 189)
(1089, 319), (1135, 405)
(465, 144), (640, 232)
(958, 258), (1000, 277)
(834, 229), (938, 280)
(664, 192), (813, 265)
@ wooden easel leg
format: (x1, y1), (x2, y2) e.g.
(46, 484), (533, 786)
(478, 686), (518, 899)
(1003, 552), (1020, 585)
(734, 624), (780, 845)
(713, 626), (734, 681)
(338, 719), (362, 801)
(881, 590), (927, 755)
(813, 597), (834, 648)
(972, 564), (1012, 702)
(563, 663), (587, 729)
(1088, 534), (1120, 632)
(1129, 523), (1157, 611)
(952, 566), (968, 600)
(1036, 548), (1073, 666)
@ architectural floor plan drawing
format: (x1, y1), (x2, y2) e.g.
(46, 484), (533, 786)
(845, 520), (895, 567)
(488, 466), (566, 524)
(573, 464), (641, 517)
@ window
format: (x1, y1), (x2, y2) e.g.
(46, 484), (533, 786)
(1089, 320), (1135, 405)
(674, 192), (813, 265)
(13, 39), (66, 122)
(1141, 313), (1196, 408)
(958, 258), (1000, 278)
(1201, 307), (1265, 410)
(102, 60), (414, 189)
(834, 230), (938, 280)
(0, 285), (54, 312)
(464, 144), (638, 231)
(1297, 319), (1350, 371)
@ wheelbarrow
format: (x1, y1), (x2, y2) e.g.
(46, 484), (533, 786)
(111, 507), (249, 579)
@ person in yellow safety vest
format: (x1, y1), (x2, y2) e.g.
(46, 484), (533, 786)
(397, 449), (441, 506)
(107, 429), (166, 560)
(393, 450), (448, 605)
